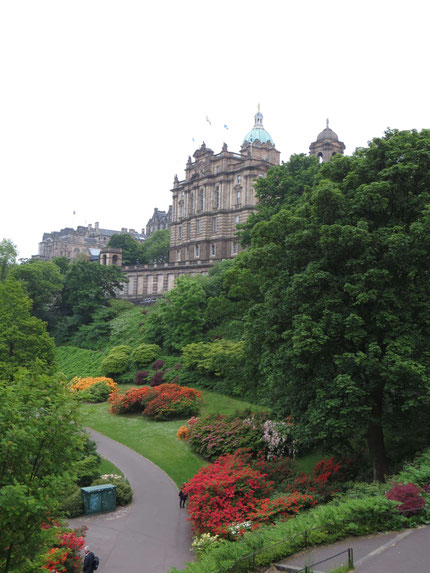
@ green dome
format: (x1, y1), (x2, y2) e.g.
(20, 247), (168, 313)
(243, 108), (274, 145)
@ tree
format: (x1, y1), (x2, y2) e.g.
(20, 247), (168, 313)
(10, 260), (64, 320)
(0, 239), (17, 281)
(108, 234), (141, 265)
(0, 279), (55, 380)
(144, 276), (206, 352)
(0, 371), (85, 572)
(237, 131), (430, 481)
(140, 229), (170, 264)
(58, 260), (125, 324)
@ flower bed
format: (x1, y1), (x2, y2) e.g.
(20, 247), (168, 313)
(70, 376), (117, 393)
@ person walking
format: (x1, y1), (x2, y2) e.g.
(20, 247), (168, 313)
(83, 546), (99, 572)
(178, 484), (188, 508)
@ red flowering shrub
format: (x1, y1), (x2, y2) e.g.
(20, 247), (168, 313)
(108, 387), (150, 414)
(184, 451), (313, 537)
(184, 452), (273, 537)
(285, 457), (356, 501)
(41, 525), (86, 572)
(152, 359), (165, 371)
(143, 383), (203, 420)
(386, 483), (426, 516)
(252, 454), (296, 489)
(135, 370), (150, 385)
(150, 370), (164, 387)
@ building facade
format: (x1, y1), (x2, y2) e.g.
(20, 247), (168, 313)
(169, 108), (280, 265)
(145, 207), (172, 237)
(37, 222), (145, 261)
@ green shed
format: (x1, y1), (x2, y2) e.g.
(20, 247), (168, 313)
(81, 484), (117, 515)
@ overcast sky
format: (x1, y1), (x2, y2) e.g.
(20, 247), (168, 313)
(1, 0), (429, 259)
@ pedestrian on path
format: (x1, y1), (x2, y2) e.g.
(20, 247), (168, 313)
(83, 546), (99, 572)
(179, 484), (188, 508)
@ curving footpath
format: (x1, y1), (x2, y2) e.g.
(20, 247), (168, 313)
(69, 429), (193, 573)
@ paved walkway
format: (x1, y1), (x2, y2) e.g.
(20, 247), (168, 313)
(275, 525), (430, 572)
(69, 429), (193, 573)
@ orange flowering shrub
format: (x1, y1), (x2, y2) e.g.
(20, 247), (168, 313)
(108, 383), (202, 420)
(70, 376), (117, 393)
(177, 425), (190, 440)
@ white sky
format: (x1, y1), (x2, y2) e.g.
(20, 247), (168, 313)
(1, 0), (429, 259)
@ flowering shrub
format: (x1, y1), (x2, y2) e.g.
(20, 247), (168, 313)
(386, 483), (426, 516)
(152, 359), (165, 371)
(177, 425), (190, 440)
(41, 524), (86, 572)
(143, 384), (203, 420)
(191, 533), (225, 559)
(135, 370), (150, 385)
(70, 376), (117, 393)
(186, 413), (268, 460)
(108, 387), (150, 414)
(150, 370), (164, 387)
(184, 451), (314, 538)
(263, 417), (297, 459)
(286, 457), (356, 501)
(109, 383), (202, 420)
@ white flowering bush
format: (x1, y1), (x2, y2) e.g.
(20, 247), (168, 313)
(263, 419), (298, 459)
(191, 533), (224, 559)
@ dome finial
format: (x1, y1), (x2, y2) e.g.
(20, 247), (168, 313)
(326, 118), (329, 128)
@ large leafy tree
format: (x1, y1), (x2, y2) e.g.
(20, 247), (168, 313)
(10, 260), (64, 320)
(140, 229), (170, 264)
(108, 233), (142, 265)
(0, 279), (55, 380)
(238, 131), (430, 481)
(0, 239), (17, 281)
(0, 371), (85, 572)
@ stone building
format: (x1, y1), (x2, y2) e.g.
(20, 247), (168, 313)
(145, 207), (172, 237)
(37, 222), (145, 261)
(309, 120), (345, 162)
(169, 107), (280, 265)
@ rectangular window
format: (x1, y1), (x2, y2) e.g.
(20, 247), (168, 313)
(235, 215), (239, 225)
(190, 192), (194, 214)
(195, 244), (200, 258)
(180, 204), (184, 217)
(199, 189), (204, 211)
(177, 249), (181, 262)
(178, 226), (182, 239)
(216, 165), (220, 173)
(233, 242), (238, 254)
(196, 219), (201, 234)
(187, 222), (191, 237)
(211, 243), (216, 256)
(236, 190), (241, 204)
(212, 217), (217, 232)
(215, 186), (220, 208)
(237, 175), (241, 184)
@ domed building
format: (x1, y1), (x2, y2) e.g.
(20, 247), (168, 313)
(309, 119), (345, 162)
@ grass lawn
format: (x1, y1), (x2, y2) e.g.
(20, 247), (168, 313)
(98, 456), (124, 477)
(82, 386), (265, 486)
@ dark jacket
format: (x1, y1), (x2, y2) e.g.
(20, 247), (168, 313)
(83, 551), (95, 573)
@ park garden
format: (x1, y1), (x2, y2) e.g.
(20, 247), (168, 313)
(2, 128), (430, 571)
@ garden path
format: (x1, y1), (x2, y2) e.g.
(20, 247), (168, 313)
(69, 428), (193, 573)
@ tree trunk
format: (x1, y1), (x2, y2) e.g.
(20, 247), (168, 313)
(367, 390), (388, 482)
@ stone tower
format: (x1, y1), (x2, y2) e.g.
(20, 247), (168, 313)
(309, 120), (345, 162)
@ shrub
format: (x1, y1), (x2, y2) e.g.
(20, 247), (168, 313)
(143, 383), (203, 420)
(130, 343), (161, 368)
(108, 387), (150, 414)
(60, 485), (84, 518)
(177, 426), (190, 440)
(150, 370), (164, 387)
(100, 345), (130, 376)
(135, 370), (150, 385)
(385, 483), (426, 516)
(91, 476), (133, 506)
(186, 412), (268, 461)
(152, 359), (165, 371)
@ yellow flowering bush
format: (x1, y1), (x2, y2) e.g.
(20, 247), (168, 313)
(177, 425), (190, 440)
(70, 377), (117, 393)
